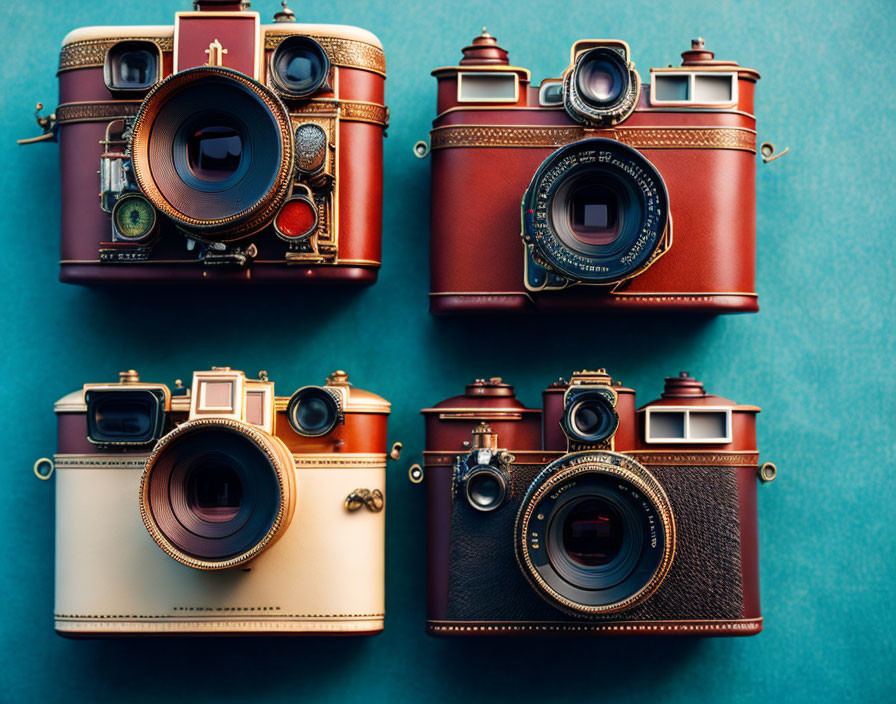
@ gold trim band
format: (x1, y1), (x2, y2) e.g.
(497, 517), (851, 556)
(55, 100), (387, 129)
(427, 618), (762, 634)
(430, 125), (756, 153)
(627, 451), (759, 467)
(59, 35), (385, 77)
(59, 37), (174, 73)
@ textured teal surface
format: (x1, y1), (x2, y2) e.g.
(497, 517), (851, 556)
(1, 0), (894, 702)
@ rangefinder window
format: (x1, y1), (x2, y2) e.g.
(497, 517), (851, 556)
(104, 41), (161, 93)
(287, 387), (340, 437)
(86, 389), (166, 446)
(270, 36), (330, 99)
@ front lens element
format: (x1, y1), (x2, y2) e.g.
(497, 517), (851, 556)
(271, 36), (330, 98)
(564, 390), (619, 444)
(186, 461), (242, 523)
(186, 125), (243, 182)
(575, 50), (627, 107)
(559, 497), (626, 568)
(287, 387), (340, 437)
(464, 467), (508, 511)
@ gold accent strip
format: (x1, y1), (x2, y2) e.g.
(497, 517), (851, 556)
(265, 34), (386, 77)
(628, 451), (759, 467)
(60, 259), (381, 266)
(55, 101), (142, 125)
(53, 454), (148, 469)
(429, 291), (758, 298)
(427, 618), (762, 634)
(59, 37), (174, 73)
(290, 454), (387, 469)
(303, 99), (388, 127)
(430, 125), (756, 153)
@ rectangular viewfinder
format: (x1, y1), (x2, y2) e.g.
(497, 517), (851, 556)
(693, 75), (734, 103)
(688, 410), (731, 441)
(653, 75), (689, 102)
(645, 407), (733, 443)
(650, 71), (737, 107)
(457, 72), (518, 103)
(245, 390), (265, 426)
(85, 388), (166, 446)
(647, 410), (686, 440)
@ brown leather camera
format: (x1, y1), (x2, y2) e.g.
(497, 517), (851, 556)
(418, 370), (777, 635)
(21, 1), (387, 284)
(426, 31), (769, 314)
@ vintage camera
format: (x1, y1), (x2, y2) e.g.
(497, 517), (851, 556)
(21, 1), (387, 284)
(41, 367), (398, 636)
(419, 370), (776, 635)
(427, 31), (763, 313)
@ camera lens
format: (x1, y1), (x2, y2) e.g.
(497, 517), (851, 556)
(464, 466), (508, 511)
(86, 389), (165, 445)
(131, 68), (293, 237)
(575, 49), (628, 107)
(515, 453), (675, 614)
(523, 139), (669, 285)
(287, 387), (340, 437)
(105, 41), (158, 91)
(141, 421), (294, 568)
(564, 391), (619, 444)
(271, 37), (330, 99)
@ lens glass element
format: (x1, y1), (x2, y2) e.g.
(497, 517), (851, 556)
(576, 53), (626, 106)
(561, 497), (624, 567)
(272, 37), (329, 98)
(287, 387), (339, 437)
(564, 390), (619, 444)
(465, 467), (507, 511)
(186, 461), (242, 523)
(186, 126), (243, 182)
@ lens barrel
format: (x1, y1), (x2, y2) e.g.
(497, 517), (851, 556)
(287, 387), (341, 437)
(270, 36), (330, 99)
(140, 419), (296, 570)
(131, 67), (294, 240)
(522, 138), (669, 285)
(515, 452), (675, 615)
(563, 47), (640, 127)
(562, 389), (619, 445)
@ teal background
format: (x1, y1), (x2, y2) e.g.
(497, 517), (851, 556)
(2, 0), (894, 701)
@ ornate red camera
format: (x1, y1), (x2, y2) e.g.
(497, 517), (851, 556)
(23, 1), (387, 284)
(427, 31), (762, 313)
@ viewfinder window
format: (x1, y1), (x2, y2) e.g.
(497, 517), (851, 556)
(200, 381), (235, 412)
(457, 72), (518, 103)
(645, 407), (732, 443)
(650, 71), (737, 107)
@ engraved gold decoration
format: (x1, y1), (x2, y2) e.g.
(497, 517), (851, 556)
(59, 37), (174, 73)
(627, 451), (759, 466)
(430, 125), (756, 153)
(427, 618), (763, 634)
(265, 34), (386, 76)
(204, 39), (228, 67)
(344, 488), (385, 512)
(55, 101), (142, 125)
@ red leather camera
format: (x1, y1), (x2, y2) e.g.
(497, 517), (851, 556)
(427, 31), (761, 314)
(23, 1), (387, 285)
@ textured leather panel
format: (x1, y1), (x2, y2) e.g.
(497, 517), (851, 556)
(445, 463), (744, 622)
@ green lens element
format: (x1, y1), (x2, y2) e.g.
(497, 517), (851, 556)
(113, 195), (156, 240)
